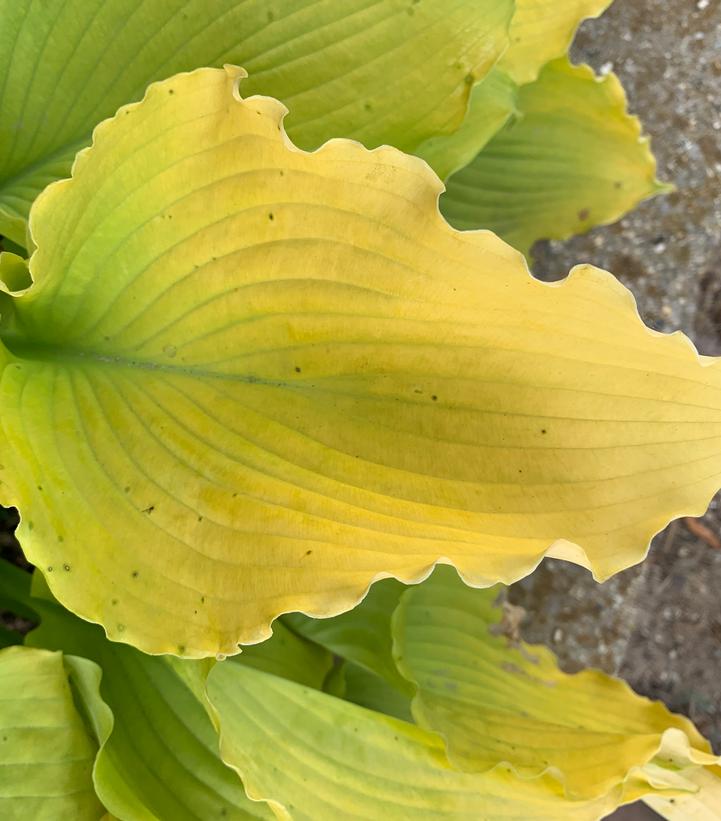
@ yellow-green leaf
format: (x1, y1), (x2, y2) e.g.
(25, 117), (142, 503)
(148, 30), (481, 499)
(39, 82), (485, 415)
(645, 764), (721, 820)
(392, 566), (718, 800)
(0, 645), (104, 820)
(415, 68), (519, 181)
(498, 0), (613, 84)
(1, 67), (720, 657)
(207, 660), (615, 820)
(27, 596), (270, 820)
(441, 58), (669, 256)
(0, 0), (513, 245)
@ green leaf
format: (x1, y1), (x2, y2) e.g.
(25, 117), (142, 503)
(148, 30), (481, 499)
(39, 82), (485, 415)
(415, 68), (519, 181)
(341, 661), (413, 722)
(0, 556), (35, 621)
(498, 0), (613, 84)
(392, 566), (719, 800)
(284, 577), (410, 695)
(206, 660), (616, 820)
(0, 0), (514, 245)
(231, 619), (333, 689)
(27, 599), (270, 820)
(441, 58), (670, 256)
(2, 67), (720, 658)
(0, 645), (105, 820)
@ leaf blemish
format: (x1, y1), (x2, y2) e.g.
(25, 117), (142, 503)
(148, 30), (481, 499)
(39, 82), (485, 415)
(295, 366), (301, 373)
(131, 570), (139, 578)
(63, 564), (71, 571)
(142, 505), (155, 514)
(578, 208), (590, 221)
(268, 212), (274, 221)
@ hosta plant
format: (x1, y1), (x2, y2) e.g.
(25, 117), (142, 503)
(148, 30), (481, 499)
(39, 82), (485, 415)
(0, 1), (719, 819)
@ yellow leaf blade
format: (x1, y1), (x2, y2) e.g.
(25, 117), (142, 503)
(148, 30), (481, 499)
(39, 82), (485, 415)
(0, 68), (719, 656)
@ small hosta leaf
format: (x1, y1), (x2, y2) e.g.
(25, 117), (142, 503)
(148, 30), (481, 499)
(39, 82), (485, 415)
(498, 0), (613, 84)
(392, 566), (719, 800)
(0, 646), (104, 820)
(441, 58), (669, 256)
(1, 68), (720, 657)
(207, 661), (614, 820)
(27, 596), (269, 820)
(0, 0), (513, 245)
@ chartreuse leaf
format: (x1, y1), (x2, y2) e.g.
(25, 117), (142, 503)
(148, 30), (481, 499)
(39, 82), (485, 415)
(415, 69), (519, 181)
(0, 0), (513, 246)
(2, 67), (721, 658)
(441, 58), (669, 256)
(0, 645), (104, 819)
(206, 660), (618, 820)
(26, 595), (271, 820)
(498, 0), (613, 84)
(391, 566), (719, 801)
(645, 764), (721, 820)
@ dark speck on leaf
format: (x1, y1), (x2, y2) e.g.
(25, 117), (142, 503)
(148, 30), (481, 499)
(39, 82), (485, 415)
(168, 89), (174, 95)
(295, 366), (301, 373)
(131, 570), (139, 578)
(178, 644), (186, 654)
(111, 598), (118, 605)
(142, 505), (155, 514)
(268, 212), (274, 221)
(124, 486), (131, 493)
(197, 515), (203, 522)
(47, 566), (53, 572)
(431, 395), (438, 401)
(578, 208), (590, 221)
(63, 564), (71, 572)
(305, 550), (313, 556)
(541, 429), (547, 434)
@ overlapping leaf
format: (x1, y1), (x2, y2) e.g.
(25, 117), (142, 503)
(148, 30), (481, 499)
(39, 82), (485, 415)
(1, 67), (720, 656)
(391, 566), (719, 800)
(497, 0), (613, 84)
(645, 764), (721, 820)
(0, 0), (513, 246)
(26, 593), (271, 820)
(207, 660), (618, 820)
(441, 58), (668, 255)
(0, 645), (104, 819)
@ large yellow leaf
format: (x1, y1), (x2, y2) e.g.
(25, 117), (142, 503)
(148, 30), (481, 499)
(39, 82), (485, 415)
(392, 566), (719, 801)
(1, 67), (721, 657)
(0, 0), (513, 246)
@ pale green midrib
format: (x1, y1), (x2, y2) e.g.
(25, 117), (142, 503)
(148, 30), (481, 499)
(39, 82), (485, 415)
(0, 334), (291, 388)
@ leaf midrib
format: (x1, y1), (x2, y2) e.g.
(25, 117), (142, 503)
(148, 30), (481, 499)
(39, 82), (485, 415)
(0, 335), (289, 388)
